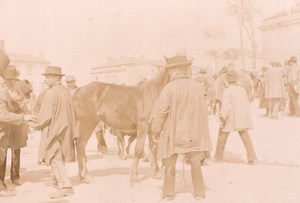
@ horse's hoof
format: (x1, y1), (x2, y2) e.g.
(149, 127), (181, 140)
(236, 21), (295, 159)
(129, 174), (139, 187)
(152, 168), (163, 179)
(79, 175), (93, 184)
(122, 155), (127, 160)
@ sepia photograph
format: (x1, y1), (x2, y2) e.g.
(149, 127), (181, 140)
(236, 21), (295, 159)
(0, 0), (299, 202)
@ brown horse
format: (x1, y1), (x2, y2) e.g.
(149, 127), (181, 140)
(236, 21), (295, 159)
(73, 69), (169, 185)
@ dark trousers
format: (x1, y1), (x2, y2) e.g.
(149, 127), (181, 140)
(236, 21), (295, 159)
(214, 131), (256, 162)
(0, 147), (20, 182)
(162, 151), (205, 197)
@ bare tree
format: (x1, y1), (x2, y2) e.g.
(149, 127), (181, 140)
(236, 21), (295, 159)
(228, 0), (262, 70)
(202, 25), (226, 72)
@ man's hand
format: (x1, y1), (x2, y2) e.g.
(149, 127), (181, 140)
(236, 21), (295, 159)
(24, 114), (37, 122)
(152, 133), (160, 143)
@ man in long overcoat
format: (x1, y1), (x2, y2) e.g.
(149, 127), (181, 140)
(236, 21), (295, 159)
(151, 55), (212, 200)
(35, 66), (75, 199)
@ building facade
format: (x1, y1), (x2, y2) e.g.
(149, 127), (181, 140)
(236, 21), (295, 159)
(260, 6), (300, 65)
(91, 58), (163, 85)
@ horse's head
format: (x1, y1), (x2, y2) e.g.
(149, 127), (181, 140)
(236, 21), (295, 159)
(147, 68), (170, 93)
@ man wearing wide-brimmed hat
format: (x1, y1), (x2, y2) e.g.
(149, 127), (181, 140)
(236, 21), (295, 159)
(214, 70), (257, 165)
(34, 66), (75, 199)
(0, 79), (35, 197)
(150, 54), (212, 200)
(286, 56), (300, 116)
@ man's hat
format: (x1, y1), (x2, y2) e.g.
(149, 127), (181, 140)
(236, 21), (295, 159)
(225, 70), (237, 82)
(199, 68), (207, 74)
(15, 79), (33, 99)
(65, 75), (76, 82)
(219, 66), (228, 74)
(42, 66), (65, 76)
(0, 50), (10, 70)
(270, 61), (282, 67)
(163, 55), (192, 69)
(2, 65), (20, 80)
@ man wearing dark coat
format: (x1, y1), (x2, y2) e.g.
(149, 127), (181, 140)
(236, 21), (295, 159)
(0, 65), (31, 187)
(35, 66), (75, 199)
(0, 79), (35, 197)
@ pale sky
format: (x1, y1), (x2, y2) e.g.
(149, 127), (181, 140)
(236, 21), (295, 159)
(0, 0), (291, 84)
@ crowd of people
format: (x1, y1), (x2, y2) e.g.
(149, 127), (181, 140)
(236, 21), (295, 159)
(0, 48), (299, 201)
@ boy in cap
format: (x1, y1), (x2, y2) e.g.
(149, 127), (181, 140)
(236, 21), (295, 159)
(151, 54), (212, 200)
(214, 70), (257, 165)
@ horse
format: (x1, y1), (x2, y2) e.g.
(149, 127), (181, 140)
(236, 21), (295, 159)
(72, 68), (169, 185)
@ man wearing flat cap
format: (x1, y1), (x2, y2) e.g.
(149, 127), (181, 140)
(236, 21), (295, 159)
(150, 54), (212, 200)
(34, 66), (75, 199)
(286, 56), (300, 116)
(65, 75), (78, 96)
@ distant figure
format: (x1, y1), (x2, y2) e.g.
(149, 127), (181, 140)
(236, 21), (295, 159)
(286, 56), (300, 116)
(214, 70), (257, 165)
(264, 62), (286, 119)
(65, 75), (78, 96)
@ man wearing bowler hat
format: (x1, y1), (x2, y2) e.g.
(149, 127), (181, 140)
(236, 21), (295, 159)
(34, 66), (75, 198)
(150, 54), (212, 200)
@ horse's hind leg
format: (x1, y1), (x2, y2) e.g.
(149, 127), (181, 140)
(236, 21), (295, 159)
(126, 135), (136, 155)
(116, 131), (126, 160)
(76, 120), (97, 183)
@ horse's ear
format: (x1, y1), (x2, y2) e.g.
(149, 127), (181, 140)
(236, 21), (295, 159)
(163, 55), (169, 64)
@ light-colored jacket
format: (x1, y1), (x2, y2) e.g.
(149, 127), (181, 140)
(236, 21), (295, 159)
(151, 77), (212, 160)
(37, 82), (75, 165)
(220, 84), (253, 132)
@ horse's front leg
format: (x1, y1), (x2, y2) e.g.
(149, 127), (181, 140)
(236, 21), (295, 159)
(76, 121), (96, 183)
(130, 121), (147, 186)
